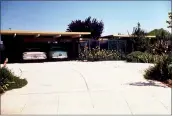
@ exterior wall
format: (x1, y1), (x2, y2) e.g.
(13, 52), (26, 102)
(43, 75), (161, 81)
(107, 37), (133, 54)
(79, 37), (133, 54)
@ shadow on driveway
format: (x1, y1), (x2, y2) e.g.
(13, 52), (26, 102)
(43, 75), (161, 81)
(126, 80), (168, 88)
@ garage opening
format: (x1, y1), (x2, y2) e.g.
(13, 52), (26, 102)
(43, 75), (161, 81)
(0, 30), (91, 63)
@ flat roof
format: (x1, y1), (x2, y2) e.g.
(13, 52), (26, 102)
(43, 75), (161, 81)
(101, 34), (156, 38)
(0, 30), (91, 38)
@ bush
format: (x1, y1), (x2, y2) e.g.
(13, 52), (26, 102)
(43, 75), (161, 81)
(126, 51), (170, 63)
(126, 51), (144, 62)
(0, 67), (27, 94)
(149, 37), (172, 55)
(79, 46), (121, 61)
(144, 57), (172, 82)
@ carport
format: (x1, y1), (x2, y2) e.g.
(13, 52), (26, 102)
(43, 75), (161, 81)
(0, 30), (91, 63)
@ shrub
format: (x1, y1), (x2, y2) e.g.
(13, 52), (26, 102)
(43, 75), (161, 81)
(149, 38), (172, 55)
(126, 51), (146, 62)
(144, 57), (172, 82)
(0, 67), (27, 94)
(79, 46), (121, 61)
(126, 51), (170, 63)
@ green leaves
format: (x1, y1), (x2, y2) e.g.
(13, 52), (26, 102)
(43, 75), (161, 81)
(79, 46), (121, 61)
(66, 16), (104, 39)
(144, 57), (172, 82)
(0, 67), (27, 94)
(132, 22), (147, 38)
(148, 28), (171, 37)
(126, 51), (170, 64)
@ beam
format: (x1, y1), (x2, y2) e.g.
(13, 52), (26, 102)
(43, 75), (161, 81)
(99, 38), (108, 41)
(53, 34), (61, 38)
(72, 34), (81, 38)
(35, 34), (40, 38)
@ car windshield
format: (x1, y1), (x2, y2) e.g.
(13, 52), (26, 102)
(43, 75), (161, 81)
(50, 47), (65, 51)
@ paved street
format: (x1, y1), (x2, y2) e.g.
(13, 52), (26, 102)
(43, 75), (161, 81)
(1, 61), (171, 115)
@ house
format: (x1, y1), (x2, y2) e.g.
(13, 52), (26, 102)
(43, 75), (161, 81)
(79, 34), (156, 54)
(100, 34), (156, 54)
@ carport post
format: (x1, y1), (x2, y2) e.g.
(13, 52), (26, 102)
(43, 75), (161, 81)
(78, 39), (80, 54)
(0, 36), (2, 67)
(72, 39), (77, 60)
(88, 40), (90, 50)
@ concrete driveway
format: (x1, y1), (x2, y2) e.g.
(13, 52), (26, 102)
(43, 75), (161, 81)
(1, 61), (171, 115)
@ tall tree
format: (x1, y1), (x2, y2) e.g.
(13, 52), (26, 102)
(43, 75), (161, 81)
(132, 22), (147, 37)
(131, 22), (148, 52)
(66, 16), (104, 39)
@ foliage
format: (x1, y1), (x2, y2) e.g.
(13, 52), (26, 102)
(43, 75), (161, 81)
(147, 28), (171, 37)
(66, 16), (104, 39)
(144, 57), (172, 82)
(126, 51), (170, 63)
(79, 46), (121, 61)
(132, 22), (147, 37)
(126, 51), (144, 62)
(131, 24), (172, 55)
(130, 22), (149, 52)
(166, 12), (172, 28)
(147, 28), (172, 55)
(0, 67), (27, 94)
(149, 39), (172, 55)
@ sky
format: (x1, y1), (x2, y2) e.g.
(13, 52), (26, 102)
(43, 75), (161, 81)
(1, 1), (171, 36)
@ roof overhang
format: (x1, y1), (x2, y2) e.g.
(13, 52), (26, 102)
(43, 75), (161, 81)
(0, 30), (91, 38)
(101, 34), (156, 38)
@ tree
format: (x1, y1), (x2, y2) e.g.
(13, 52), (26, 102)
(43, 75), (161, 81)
(148, 28), (171, 38)
(132, 22), (147, 37)
(66, 16), (104, 39)
(166, 12), (172, 28)
(148, 28), (172, 55)
(131, 22), (148, 52)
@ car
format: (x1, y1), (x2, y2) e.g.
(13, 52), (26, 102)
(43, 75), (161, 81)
(49, 46), (68, 60)
(23, 48), (47, 60)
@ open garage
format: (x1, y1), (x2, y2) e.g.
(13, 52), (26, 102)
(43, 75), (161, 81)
(0, 30), (91, 63)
